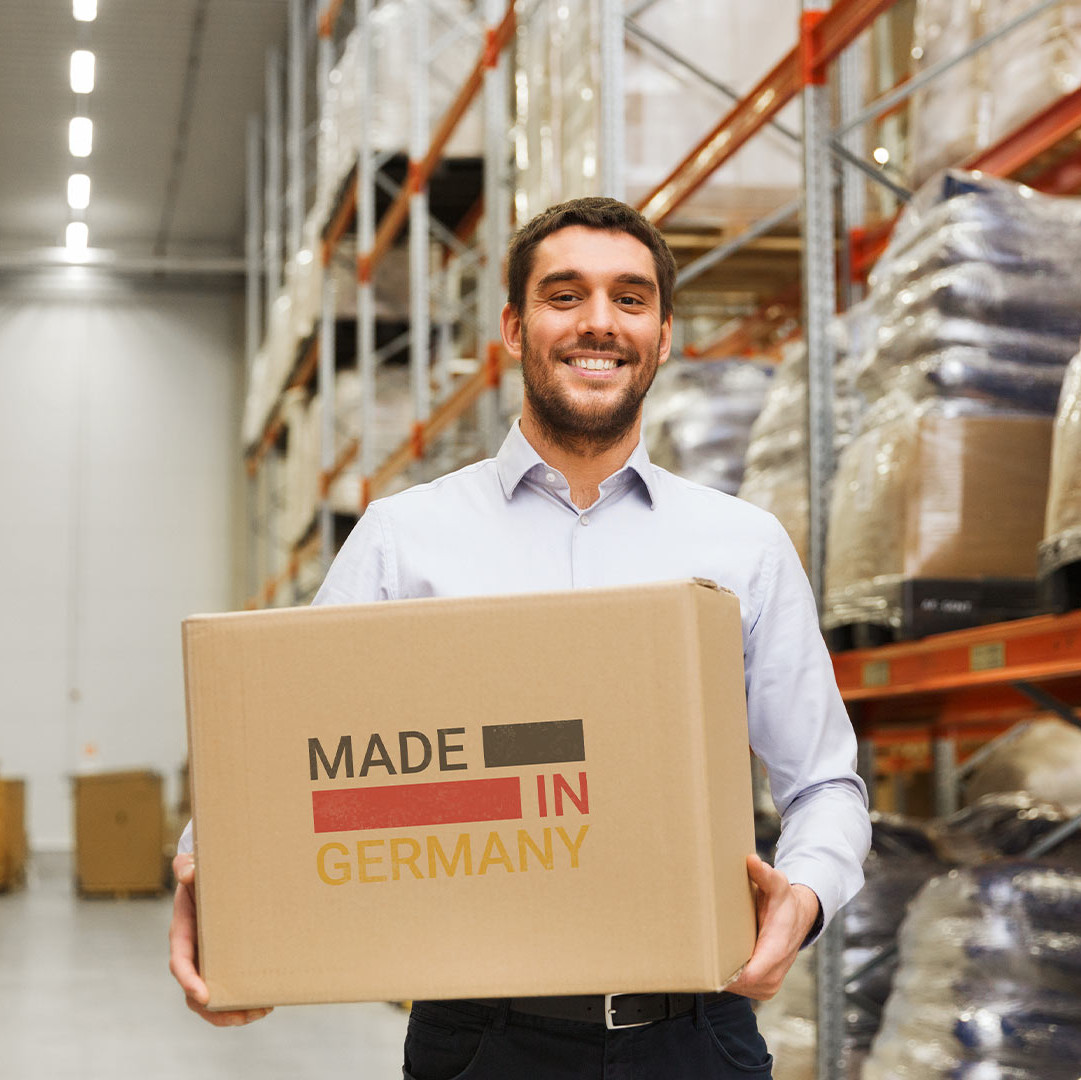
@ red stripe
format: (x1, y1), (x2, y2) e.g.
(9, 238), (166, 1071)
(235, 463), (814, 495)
(312, 777), (522, 833)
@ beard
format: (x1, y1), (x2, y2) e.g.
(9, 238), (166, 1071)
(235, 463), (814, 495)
(520, 330), (662, 454)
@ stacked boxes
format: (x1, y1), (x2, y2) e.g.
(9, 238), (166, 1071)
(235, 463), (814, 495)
(0, 779), (27, 891)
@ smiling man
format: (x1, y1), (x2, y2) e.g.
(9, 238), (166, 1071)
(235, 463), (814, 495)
(170, 197), (870, 1078)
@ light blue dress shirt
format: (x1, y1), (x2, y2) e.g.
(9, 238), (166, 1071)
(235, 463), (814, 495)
(312, 421), (870, 931)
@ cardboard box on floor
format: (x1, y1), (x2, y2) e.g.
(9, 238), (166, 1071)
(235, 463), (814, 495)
(183, 580), (758, 1010)
(74, 771), (166, 895)
(0, 778), (27, 890)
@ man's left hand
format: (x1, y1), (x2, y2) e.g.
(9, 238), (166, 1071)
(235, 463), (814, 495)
(725, 853), (821, 1001)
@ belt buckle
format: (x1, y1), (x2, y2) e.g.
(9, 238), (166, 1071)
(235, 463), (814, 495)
(604, 993), (652, 1030)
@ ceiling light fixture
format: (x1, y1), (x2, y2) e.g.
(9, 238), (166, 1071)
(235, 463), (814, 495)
(69, 116), (93, 157)
(70, 50), (96, 94)
(873, 146), (891, 166)
(73, 0), (98, 21)
(68, 173), (91, 210)
(66, 221), (89, 252)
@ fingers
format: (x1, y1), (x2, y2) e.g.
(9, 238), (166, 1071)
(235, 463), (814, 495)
(745, 853), (788, 895)
(184, 997), (274, 1027)
(168, 878), (209, 1007)
(173, 852), (195, 890)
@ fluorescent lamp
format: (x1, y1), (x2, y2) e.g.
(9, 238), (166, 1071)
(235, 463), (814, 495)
(73, 0), (97, 21)
(69, 117), (93, 157)
(68, 173), (91, 210)
(70, 50), (95, 94)
(66, 222), (89, 251)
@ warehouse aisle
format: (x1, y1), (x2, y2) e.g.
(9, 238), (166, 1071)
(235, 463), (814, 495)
(0, 854), (409, 1079)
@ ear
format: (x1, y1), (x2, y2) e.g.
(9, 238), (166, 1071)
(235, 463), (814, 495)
(658, 312), (673, 367)
(500, 302), (522, 360)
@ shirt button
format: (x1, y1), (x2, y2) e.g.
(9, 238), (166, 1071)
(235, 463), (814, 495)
(580, 515), (590, 526)
(545, 472), (556, 483)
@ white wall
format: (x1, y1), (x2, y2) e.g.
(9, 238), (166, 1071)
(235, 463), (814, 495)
(0, 271), (243, 849)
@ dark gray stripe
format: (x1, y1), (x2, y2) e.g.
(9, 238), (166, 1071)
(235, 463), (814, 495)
(482, 719), (585, 768)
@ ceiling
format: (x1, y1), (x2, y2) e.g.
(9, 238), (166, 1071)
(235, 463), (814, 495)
(0, 0), (297, 262)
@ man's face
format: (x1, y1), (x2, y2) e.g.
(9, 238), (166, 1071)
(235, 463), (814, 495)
(502, 225), (672, 451)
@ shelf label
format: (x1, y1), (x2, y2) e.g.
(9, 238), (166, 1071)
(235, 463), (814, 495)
(861, 660), (890, 688)
(970, 642), (1006, 672)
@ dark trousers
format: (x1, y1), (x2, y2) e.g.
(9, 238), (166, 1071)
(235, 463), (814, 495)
(403, 994), (774, 1079)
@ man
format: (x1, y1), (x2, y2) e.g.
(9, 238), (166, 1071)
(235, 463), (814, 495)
(170, 197), (870, 1077)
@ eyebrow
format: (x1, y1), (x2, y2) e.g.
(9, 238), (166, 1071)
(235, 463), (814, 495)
(535, 269), (658, 293)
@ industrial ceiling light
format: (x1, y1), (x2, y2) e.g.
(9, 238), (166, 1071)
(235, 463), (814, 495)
(73, 0), (98, 21)
(70, 50), (95, 94)
(67, 173), (91, 210)
(69, 116), (93, 157)
(873, 146), (891, 166)
(66, 221), (89, 252)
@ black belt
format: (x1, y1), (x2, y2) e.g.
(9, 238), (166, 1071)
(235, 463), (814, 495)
(465, 992), (735, 1030)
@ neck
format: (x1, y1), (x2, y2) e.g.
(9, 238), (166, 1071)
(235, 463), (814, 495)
(519, 409), (642, 509)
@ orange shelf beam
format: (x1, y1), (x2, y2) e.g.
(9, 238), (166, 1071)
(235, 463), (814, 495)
(639, 0), (896, 225)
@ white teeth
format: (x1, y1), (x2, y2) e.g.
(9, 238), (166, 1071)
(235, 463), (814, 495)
(569, 357), (618, 371)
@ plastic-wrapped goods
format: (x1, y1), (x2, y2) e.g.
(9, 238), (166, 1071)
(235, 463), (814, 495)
(929, 792), (1081, 867)
(314, 0), (483, 229)
(755, 842), (949, 1080)
(862, 862), (1081, 1080)
(644, 361), (772, 495)
(1042, 346), (1081, 575)
(242, 348), (272, 451)
(823, 397), (1052, 633)
(908, 0), (988, 186)
(986, 0), (1081, 145)
(963, 719), (1081, 814)
(280, 388), (314, 548)
(513, 0), (799, 228)
(737, 341), (861, 569)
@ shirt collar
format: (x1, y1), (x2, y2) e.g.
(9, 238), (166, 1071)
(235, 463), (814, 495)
(496, 421), (658, 508)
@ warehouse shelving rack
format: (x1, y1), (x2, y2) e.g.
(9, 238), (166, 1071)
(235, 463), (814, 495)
(240, 1), (1081, 1075)
(243, 0), (520, 606)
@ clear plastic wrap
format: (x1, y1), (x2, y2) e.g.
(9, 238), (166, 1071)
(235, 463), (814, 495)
(512, 0), (799, 228)
(823, 398), (1052, 631)
(862, 862), (1081, 1080)
(643, 360), (772, 495)
(1042, 346), (1081, 571)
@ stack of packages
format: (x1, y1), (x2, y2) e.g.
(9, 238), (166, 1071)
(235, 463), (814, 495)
(1041, 344), (1081, 601)
(754, 818), (948, 1080)
(822, 172), (1081, 641)
(909, 0), (1081, 186)
(644, 361), (773, 496)
(862, 862), (1081, 1080)
(513, 0), (799, 228)
(737, 330), (864, 570)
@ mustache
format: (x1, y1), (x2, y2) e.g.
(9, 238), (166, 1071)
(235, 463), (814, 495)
(552, 339), (638, 363)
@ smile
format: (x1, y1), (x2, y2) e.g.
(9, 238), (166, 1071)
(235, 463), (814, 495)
(563, 356), (624, 371)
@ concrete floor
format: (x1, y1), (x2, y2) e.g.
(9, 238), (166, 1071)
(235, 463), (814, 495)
(0, 854), (409, 1079)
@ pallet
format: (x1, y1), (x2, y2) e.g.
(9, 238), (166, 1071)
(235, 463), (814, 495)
(825, 578), (1043, 652)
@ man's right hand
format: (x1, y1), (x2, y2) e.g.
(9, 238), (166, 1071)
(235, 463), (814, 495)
(168, 852), (273, 1027)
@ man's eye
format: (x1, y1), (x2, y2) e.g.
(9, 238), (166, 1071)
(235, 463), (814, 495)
(617, 296), (644, 306)
(552, 293), (578, 303)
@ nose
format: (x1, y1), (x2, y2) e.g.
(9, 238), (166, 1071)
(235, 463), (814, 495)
(575, 291), (617, 339)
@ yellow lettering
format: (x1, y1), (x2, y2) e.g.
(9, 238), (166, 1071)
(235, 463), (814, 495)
(427, 833), (473, 878)
(390, 837), (423, 880)
(316, 842), (351, 885)
(356, 839), (387, 883)
(517, 827), (554, 871)
(478, 830), (515, 875)
(555, 825), (589, 868)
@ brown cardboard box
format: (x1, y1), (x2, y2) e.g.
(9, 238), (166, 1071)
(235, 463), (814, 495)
(183, 580), (758, 1010)
(0, 779), (27, 890)
(74, 771), (165, 895)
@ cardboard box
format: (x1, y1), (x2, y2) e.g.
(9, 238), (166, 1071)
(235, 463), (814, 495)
(0, 779), (27, 891)
(183, 580), (758, 1009)
(74, 770), (165, 895)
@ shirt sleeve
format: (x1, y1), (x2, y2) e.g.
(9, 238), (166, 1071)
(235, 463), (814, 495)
(176, 506), (396, 857)
(744, 516), (871, 936)
(312, 504), (396, 606)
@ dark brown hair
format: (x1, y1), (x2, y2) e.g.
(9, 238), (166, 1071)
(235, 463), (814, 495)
(506, 197), (677, 321)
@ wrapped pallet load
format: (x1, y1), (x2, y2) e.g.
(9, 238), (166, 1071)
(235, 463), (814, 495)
(1041, 345), (1081, 608)
(862, 862), (1081, 1080)
(823, 172), (1081, 644)
(644, 360), (772, 496)
(909, 0), (1081, 186)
